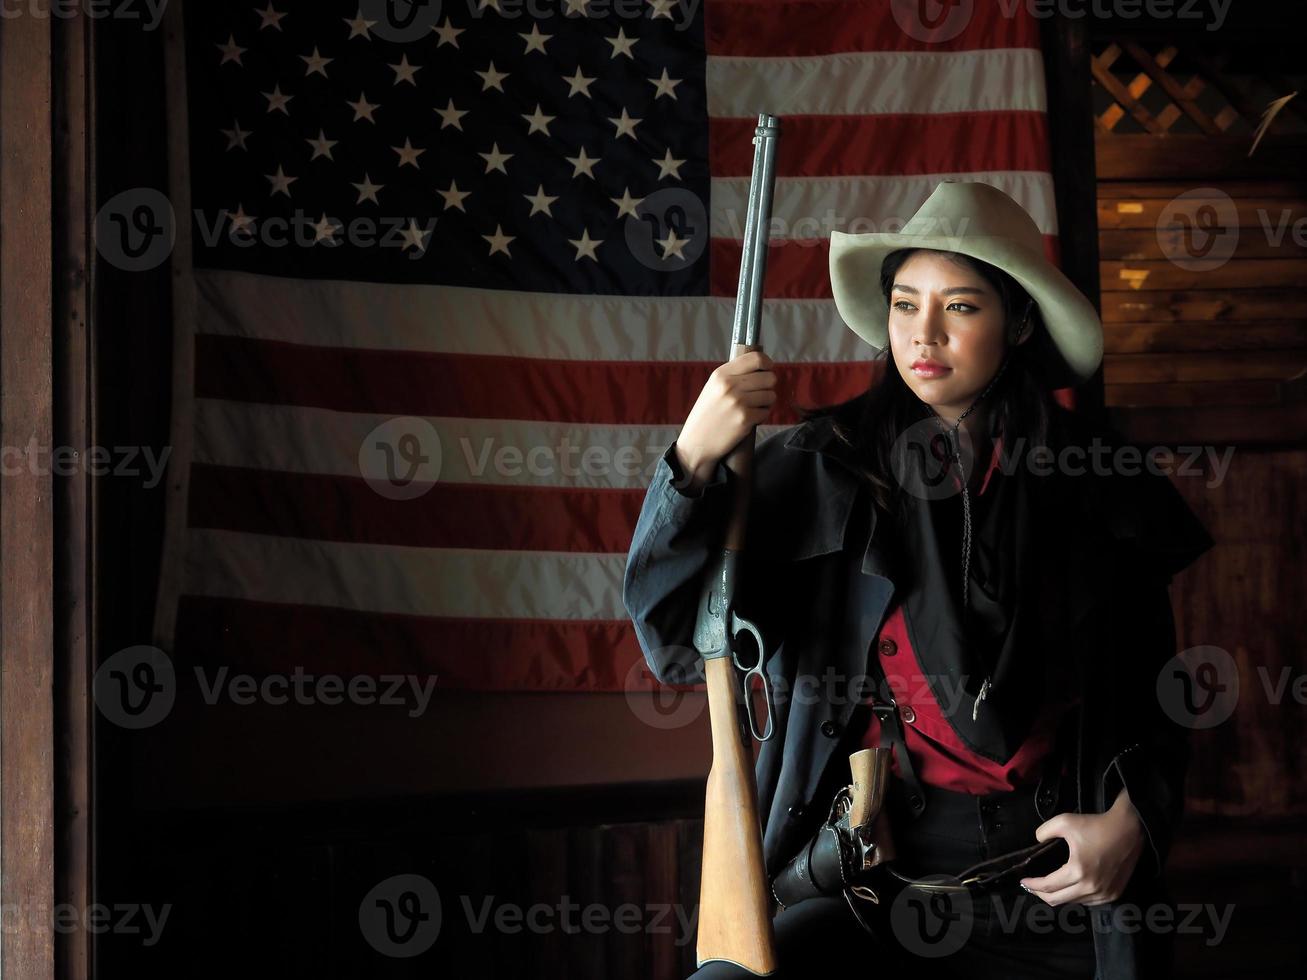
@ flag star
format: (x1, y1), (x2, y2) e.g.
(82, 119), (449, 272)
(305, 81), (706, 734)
(483, 224), (515, 257)
(566, 146), (599, 179)
(433, 17), (463, 47)
(524, 184), (559, 217)
(216, 35), (247, 66)
(306, 129), (338, 161)
(568, 228), (603, 262)
(563, 0), (590, 14)
(609, 108), (641, 140)
(438, 179), (471, 212)
(654, 148), (686, 180)
(647, 0), (676, 20)
(352, 173), (384, 204)
(225, 204), (256, 236)
(343, 10), (377, 39)
(611, 187), (646, 219)
(255, 3), (287, 31)
(522, 104), (555, 136)
(347, 92), (379, 123)
(263, 84), (293, 115)
(265, 165), (297, 197)
(519, 23), (552, 55)
(222, 120), (252, 151)
(311, 213), (342, 244)
(392, 137), (426, 169)
(390, 54), (421, 86)
(479, 142), (513, 175)
(648, 68), (682, 100)
(658, 227), (690, 260)
(476, 61), (509, 93)
(606, 27), (638, 59)
(436, 99), (469, 131)
(301, 47), (333, 78)
(563, 66), (596, 99)
(400, 219), (433, 253)
(477, 0), (503, 10)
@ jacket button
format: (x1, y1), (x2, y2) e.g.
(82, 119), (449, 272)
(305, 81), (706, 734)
(900, 706), (916, 724)
(820, 720), (840, 738)
(878, 637), (897, 657)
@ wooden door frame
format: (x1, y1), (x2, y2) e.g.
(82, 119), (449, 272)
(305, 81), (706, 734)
(1, 7), (95, 980)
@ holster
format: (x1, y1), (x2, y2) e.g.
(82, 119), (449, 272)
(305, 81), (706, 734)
(770, 748), (896, 909)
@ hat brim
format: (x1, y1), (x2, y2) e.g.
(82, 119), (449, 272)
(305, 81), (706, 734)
(829, 230), (1104, 390)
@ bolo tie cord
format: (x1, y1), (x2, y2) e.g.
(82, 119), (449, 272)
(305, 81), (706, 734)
(926, 310), (1025, 720)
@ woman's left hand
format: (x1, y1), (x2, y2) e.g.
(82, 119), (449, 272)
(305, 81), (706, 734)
(1017, 787), (1146, 906)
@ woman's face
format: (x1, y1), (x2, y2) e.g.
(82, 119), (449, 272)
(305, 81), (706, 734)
(887, 250), (1028, 420)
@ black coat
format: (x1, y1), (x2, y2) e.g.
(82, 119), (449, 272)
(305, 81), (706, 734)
(622, 404), (1215, 979)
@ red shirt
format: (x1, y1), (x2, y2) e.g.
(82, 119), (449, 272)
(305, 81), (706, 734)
(858, 434), (1073, 793)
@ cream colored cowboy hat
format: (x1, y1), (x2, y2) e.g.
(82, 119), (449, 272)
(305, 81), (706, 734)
(828, 179), (1103, 388)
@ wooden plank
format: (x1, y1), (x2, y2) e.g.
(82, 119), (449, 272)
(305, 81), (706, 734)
(1104, 379), (1284, 408)
(1098, 196), (1307, 230)
(1103, 350), (1307, 384)
(1102, 290), (1307, 323)
(1100, 227), (1307, 261)
(0, 8), (56, 980)
(1108, 402), (1307, 444)
(645, 822), (681, 980)
(1101, 259), (1307, 291)
(1098, 180), (1307, 199)
(1096, 134), (1307, 180)
(1105, 320), (1307, 353)
(566, 826), (608, 980)
(52, 9), (94, 980)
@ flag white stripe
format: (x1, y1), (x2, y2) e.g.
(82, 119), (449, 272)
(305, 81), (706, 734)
(183, 528), (631, 620)
(706, 48), (1047, 117)
(193, 269), (874, 361)
(192, 398), (797, 490)
(711, 171), (1059, 239)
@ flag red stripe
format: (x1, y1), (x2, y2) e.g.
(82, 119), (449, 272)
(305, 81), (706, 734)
(709, 234), (1062, 298)
(194, 336), (872, 421)
(706, 0), (1041, 56)
(173, 595), (662, 692)
(709, 111), (1052, 177)
(188, 463), (648, 552)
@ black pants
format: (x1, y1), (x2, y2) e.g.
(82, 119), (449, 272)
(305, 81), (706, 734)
(688, 771), (1099, 979)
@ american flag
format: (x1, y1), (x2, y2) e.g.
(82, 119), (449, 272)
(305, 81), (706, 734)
(154, 0), (1064, 691)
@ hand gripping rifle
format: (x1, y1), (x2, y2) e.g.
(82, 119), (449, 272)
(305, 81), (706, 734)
(691, 113), (781, 977)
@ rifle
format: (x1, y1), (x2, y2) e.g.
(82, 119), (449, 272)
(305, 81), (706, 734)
(691, 112), (781, 976)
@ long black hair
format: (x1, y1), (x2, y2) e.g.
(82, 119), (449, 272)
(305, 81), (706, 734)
(799, 247), (1063, 516)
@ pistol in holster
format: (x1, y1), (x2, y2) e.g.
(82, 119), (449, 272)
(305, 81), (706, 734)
(769, 747), (897, 910)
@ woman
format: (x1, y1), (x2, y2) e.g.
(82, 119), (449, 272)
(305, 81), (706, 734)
(622, 181), (1215, 979)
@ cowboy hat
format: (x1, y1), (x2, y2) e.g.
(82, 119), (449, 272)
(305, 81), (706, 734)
(828, 179), (1104, 388)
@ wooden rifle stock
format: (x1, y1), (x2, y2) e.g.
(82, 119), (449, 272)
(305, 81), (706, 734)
(692, 114), (781, 976)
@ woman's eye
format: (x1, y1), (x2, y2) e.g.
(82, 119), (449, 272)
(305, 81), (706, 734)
(948, 302), (977, 313)
(892, 300), (915, 312)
